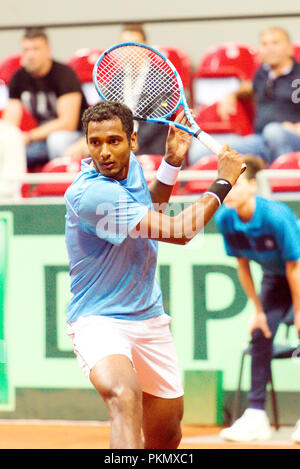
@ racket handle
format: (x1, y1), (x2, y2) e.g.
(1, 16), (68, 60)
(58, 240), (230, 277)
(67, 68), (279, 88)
(195, 130), (247, 173)
(195, 130), (223, 155)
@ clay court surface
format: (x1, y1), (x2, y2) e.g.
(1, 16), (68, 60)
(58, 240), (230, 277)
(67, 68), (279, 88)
(0, 420), (299, 449)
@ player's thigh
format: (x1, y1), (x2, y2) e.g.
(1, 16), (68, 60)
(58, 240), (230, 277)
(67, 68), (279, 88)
(142, 392), (183, 442)
(90, 354), (142, 404)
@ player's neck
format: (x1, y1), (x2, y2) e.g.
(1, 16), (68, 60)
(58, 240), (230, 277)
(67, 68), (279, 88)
(237, 196), (256, 223)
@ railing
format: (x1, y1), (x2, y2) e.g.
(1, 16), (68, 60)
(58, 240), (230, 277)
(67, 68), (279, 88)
(1, 169), (300, 203)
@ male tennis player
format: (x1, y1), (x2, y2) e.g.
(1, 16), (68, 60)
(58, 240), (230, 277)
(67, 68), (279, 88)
(215, 155), (300, 443)
(65, 101), (244, 449)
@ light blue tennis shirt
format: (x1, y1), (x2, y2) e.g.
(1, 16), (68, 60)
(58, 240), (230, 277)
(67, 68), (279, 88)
(64, 154), (164, 323)
(215, 196), (300, 276)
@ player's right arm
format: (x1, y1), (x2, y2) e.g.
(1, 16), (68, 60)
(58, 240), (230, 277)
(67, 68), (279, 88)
(236, 257), (272, 339)
(133, 146), (244, 244)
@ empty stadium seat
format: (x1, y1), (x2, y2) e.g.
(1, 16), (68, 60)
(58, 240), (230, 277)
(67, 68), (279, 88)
(269, 152), (300, 192)
(195, 99), (253, 136)
(67, 48), (103, 105)
(30, 157), (81, 196)
(194, 43), (259, 107)
(180, 154), (218, 195)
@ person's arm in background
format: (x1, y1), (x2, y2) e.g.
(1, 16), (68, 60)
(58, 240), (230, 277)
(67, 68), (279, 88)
(217, 80), (254, 121)
(22, 92), (82, 145)
(286, 260), (300, 337)
(282, 122), (300, 136)
(236, 257), (272, 338)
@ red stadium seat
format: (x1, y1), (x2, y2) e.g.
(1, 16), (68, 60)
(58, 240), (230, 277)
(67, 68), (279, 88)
(269, 152), (300, 192)
(67, 48), (104, 106)
(0, 53), (22, 84)
(194, 43), (259, 108)
(180, 154), (218, 195)
(195, 100), (253, 136)
(154, 45), (193, 102)
(31, 157), (81, 196)
(293, 43), (300, 63)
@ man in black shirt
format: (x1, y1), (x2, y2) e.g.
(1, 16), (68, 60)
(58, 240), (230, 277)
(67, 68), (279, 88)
(2, 27), (88, 168)
(189, 27), (300, 165)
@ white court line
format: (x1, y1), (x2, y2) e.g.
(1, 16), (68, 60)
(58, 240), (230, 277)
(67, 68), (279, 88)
(0, 419), (110, 427)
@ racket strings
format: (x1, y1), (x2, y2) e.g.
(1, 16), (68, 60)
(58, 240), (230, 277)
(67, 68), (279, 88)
(95, 45), (180, 119)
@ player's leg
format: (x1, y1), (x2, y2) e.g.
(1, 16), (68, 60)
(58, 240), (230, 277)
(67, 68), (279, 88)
(249, 274), (292, 410)
(90, 354), (143, 449)
(142, 392), (183, 449)
(67, 315), (144, 449)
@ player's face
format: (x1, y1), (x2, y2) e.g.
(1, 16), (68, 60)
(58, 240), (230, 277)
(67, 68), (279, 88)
(87, 118), (137, 180)
(259, 30), (292, 67)
(21, 37), (51, 75)
(224, 174), (256, 210)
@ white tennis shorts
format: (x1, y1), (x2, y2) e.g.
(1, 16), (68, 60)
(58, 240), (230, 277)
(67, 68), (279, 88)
(66, 313), (184, 399)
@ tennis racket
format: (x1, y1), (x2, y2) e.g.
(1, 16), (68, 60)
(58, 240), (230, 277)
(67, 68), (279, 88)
(93, 42), (245, 167)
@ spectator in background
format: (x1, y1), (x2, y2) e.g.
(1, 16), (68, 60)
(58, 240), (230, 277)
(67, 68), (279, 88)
(214, 155), (300, 444)
(188, 27), (300, 165)
(64, 22), (169, 161)
(2, 27), (88, 169)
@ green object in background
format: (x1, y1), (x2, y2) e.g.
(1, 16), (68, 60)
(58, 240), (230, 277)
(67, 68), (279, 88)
(0, 216), (9, 404)
(183, 370), (224, 425)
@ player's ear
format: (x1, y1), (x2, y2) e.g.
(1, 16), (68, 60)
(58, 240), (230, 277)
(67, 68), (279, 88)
(130, 131), (138, 152)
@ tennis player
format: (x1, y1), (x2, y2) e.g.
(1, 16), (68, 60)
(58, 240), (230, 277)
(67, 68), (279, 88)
(215, 155), (300, 443)
(64, 101), (244, 449)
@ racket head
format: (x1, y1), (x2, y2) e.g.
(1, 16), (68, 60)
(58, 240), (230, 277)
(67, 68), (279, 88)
(93, 42), (183, 121)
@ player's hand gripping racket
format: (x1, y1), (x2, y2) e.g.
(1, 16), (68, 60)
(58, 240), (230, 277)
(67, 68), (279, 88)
(93, 42), (245, 170)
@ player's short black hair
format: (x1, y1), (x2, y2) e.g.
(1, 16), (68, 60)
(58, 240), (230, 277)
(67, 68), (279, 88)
(23, 27), (49, 42)
(82, 101), (134, 142)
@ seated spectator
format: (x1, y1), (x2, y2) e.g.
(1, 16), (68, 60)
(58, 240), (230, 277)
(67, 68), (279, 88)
(188, 27), (300, 165)
(2, 27), (88, 169)
(64, 22), (169, 161)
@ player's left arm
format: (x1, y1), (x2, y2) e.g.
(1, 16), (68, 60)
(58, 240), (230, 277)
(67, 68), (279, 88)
(148, 109), (192, 212)
(286, 259), (300, 336)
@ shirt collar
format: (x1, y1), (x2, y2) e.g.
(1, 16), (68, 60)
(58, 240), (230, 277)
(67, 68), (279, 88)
(263, 60), (294, 79)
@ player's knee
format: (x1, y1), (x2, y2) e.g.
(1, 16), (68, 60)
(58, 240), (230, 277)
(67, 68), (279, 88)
(146, 423), (182, 449)
(103, 385), (142, 416)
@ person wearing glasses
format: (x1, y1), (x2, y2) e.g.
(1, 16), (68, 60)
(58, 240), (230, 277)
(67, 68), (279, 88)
(188, 27), (300, 165)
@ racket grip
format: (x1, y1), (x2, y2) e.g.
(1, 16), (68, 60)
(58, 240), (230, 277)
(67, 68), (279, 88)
(195, 131), (223, 155)
(195, 131), (247, 173)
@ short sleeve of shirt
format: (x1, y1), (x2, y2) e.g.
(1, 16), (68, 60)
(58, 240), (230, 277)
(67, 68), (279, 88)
(78, 180), (148, 245)
(270, 205), (300, 262)
(9, 70), (23, 99)
(53, 64), (82, 97)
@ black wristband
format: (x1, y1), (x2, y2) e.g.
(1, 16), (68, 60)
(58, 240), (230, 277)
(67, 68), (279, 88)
(205, 178), (232, 206)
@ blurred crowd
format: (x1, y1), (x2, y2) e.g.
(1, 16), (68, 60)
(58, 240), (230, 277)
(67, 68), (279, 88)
(0, 23), (300, 199)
